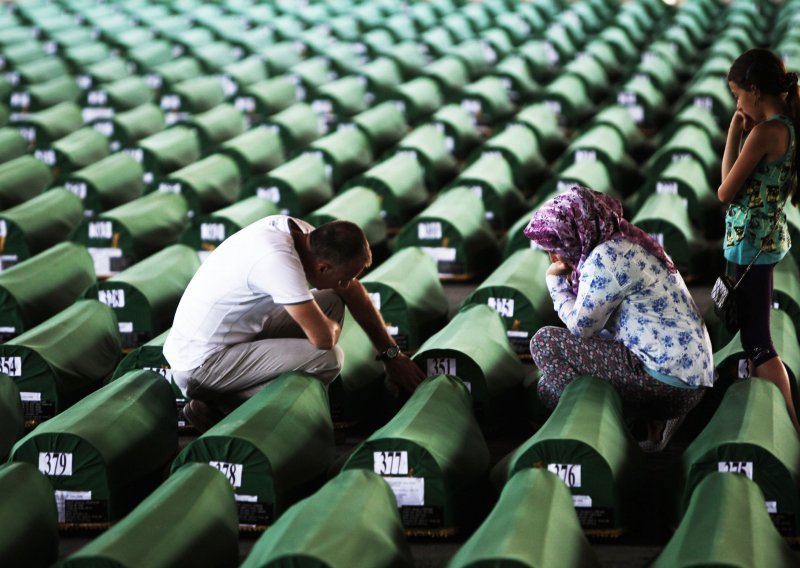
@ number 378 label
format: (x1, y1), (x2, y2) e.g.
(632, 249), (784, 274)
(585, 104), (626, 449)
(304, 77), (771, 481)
(547, 463), (582, 487)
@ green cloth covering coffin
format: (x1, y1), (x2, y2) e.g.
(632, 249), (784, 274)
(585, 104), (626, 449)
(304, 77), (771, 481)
(240, 469), (413, 568)
(177, 103), (246, 154)
(157, 154), (241, 217)
(137, 126), (202, 187)
(680, 75), (736, 128)
(289, 56), (334, 100)
(219, 56), (268, 99)
(305, 187), (387, 250)
(630, 193), (708, 278)
(449, 468), (601, 568)
(83, 244), (199, 350)
(538, 74), (594, 127)
(62, 153), (144, 216)
(307, 127), (374, 188)
(81, 77), (154, 120)
(265, 103), (326, 153)
(430, 104), (482, 161)
(0, 242), (94, 342)
(0, 127), (27, 164)
(159, 76), (226, 118)
(395, 124), (457, 191)
(0, 462), (58, 568)
(242, 153), (332, 216)
(219, 126), (286, 181)
(10, 370), (176, 529)
(492, 55), (541, 103)
(37, 125), (109, 179)
(545, 161), (619, 204)
(502, 205), (544, 258)
(359, 57), (404, 102)
(361, 247), (449, 353)
(412, 304), (525, 429)
(652, 473), (798, 568)
(328, 308), (387, 427)
(111, 329), (187, 430)
(395, 187), (498, 280)
(449, 152), (527, 230)
(172, 372), (334, 530)
(182, 197), (278, 260)
(647, 124), (720, 185)
(76, 57), (129, 93)
(345, 152), (429, 229)
(459, 76), (516, 126)
(234, 76), (299, 121)
(143, 57), (203, 95)
(0, 155), (52, 209)
(512, 103), (567, 162)
(591, 105), (647, 158)
(562, 52), (611, 101)
(461, 249), (558, 358)
(773, 255), (800, 338)
(492, 377), (640, 536)
(479, 124), (550, 193)
(10, 75), (81, 113)
(100, 104), (165, 154)
(0, 188), (84, 268)
(56, 464), (239, 568)
(0, 299), (121, 427)
(678, 378), (800, 537)
(392, 77), (444, 124)
(71, 192), (189, 278)
(312, 76), (369, 126)
(347, 102), (409, 156)
(343, 374), (491, 537)
(615, 76), (669, 130)
(0, 374), (23, 460)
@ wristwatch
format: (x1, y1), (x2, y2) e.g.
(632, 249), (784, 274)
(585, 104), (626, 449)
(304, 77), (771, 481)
(376, 343), (400, 362)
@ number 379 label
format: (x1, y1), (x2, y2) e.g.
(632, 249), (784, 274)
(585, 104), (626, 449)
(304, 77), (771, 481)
(39, 452), (73, 476)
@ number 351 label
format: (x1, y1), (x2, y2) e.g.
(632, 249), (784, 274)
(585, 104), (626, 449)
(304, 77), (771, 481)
(39, 452), (73, 476)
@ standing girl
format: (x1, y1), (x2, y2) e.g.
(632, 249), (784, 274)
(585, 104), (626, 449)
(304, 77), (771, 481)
(719, 48), (800, 434)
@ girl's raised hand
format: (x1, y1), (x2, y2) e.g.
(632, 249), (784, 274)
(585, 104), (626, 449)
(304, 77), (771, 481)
(732, 109), (756, 132)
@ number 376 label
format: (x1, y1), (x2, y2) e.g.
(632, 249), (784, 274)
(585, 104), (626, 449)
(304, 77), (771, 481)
(547, 463), (582, 488)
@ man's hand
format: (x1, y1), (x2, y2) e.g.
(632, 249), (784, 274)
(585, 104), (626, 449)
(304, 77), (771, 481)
(383, 353), (425, 395)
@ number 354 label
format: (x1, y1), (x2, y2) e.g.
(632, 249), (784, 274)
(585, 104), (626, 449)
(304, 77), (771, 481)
(547, 463), (582, 488)
(39, 452), (73, 476)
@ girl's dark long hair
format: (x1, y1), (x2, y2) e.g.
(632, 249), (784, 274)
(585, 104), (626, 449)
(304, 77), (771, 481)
(728, 48), (800, 205)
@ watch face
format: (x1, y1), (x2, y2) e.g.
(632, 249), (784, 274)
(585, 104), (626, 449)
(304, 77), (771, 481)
(385, 345), (400, 359)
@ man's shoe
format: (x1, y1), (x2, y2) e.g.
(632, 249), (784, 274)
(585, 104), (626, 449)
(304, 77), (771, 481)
(183, 399), (224, 434)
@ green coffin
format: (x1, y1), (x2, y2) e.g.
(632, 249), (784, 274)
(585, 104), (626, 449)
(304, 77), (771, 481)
(8, 56), (67, 87)
(102, 104), (165, 153)
(345, 152), (429, 228)
(630, 193), (708, 277)
(241, 469), (413, 567)
(234, 77), (299, 121)
(678, 379), (800, 537)
(461, 249), (557, 358)
(257, 42), (304, 75)
(242, 153), (332, 216)
(380, 41), (429, 80)
(0, 462), (58, 568)
(191, 42), (239, 75)
(493, 377), (640, 536)
(680, 75), (736, 127)
(11, 100), (82, 149)
(393, 77), (444, 124)
(480, 124), (550, 193)
(396, 187), (498, 279)
(160, 76), (226, 118)
(615, 76), (669, 130)
(305, 187), (387, 249)
(647, 125), (719, 184)
(71, 192), (189, 278)
(0, 155), (52, 209)
(343, 374), (490, 536)
(538, 74), (593, 127)
(49, 127), (110, 181)
(138, 126), (202, 187)
(423, 56), (470, 99)
(518, 41), (559, 83)
(449, 468), (600, 568)
(265, 103), (326, 152)
(62, 42), (110, 73)
(0, 299), (121, 427)
(633, 53), (682, 100)
(513, 103), (568, 161)
(0, 127), (26, 164)
(56, 463), (238, 568)
(182, 198), (279, 259)
(430, 104), (482, 160)
(492, 55), (541, 103)
(178, 103), (246, 154)
(449, 40), (493, 78)
(172, 372), (334, 529)
(362, 247), (448, 353)
(348, 102), (409, 156)
(157, 154), (241, 217)
(0, 374), (23, 459)
(219, 127), (285, 181)
(359, 57), (404, 102)
(12, 75), (81, 113)
(124, 40), (172, 73)
(412, 304), (524, 428)
(544, 161), (618, 205)
(329, 308), (387, 427)
(10, 370), (177, 528)
(63, 153), (144, 216)
(788, 204), (800, 267)
(0, 42), (47, 73)
(143, 57), (203, 95)
(558, 123), (640, 191)
(82, 77), (154, 117)
(397, 124), (458, 191)
(654, 473), (798, 567)
(773, 255), (800, 338)
(0, 242), (94, 341)
(76, 57), (129, 92)
(84, 244), (199, 350)
(0, 188), (84, 268)
(449, 153), (528, 230)
(312, 76), (370, 126)
(308, 128), (373, 188)
(289, 56), (335, 100)
(563, 55), (610, 101)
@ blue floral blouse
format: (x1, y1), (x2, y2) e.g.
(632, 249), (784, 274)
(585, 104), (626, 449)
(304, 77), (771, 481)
(546, 239), (715, 388)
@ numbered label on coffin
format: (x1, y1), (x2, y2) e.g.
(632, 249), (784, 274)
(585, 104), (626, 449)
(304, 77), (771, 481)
(548, 463), (582, 487)
(718, 461), (754, 480)
(210, 461), (244, 488)
(426, 357), (456, 377)
(373, 450), (425, 507)
(39, 451), (73, 476)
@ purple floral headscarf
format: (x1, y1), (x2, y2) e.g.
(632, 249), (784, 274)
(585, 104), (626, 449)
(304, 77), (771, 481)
(524, 186), (677, 292)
